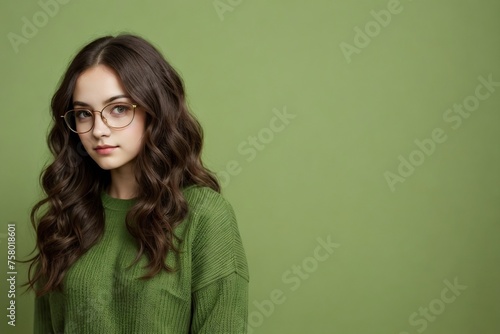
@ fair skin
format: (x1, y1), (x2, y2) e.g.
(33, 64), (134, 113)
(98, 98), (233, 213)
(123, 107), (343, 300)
(72, 64), (146, 199)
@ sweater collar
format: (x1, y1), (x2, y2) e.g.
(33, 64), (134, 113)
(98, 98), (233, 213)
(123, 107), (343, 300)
(100, 184), (198, 211)
(101, 191), (136, 211)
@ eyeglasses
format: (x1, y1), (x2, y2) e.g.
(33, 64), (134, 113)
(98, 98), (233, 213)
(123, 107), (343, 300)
(61, 102), (137, 134)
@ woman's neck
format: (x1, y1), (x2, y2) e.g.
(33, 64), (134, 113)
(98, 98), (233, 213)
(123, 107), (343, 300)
(107, 164), (138, 199)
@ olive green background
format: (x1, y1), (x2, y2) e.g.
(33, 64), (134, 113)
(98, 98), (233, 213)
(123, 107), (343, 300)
(1, 0), (499, 333)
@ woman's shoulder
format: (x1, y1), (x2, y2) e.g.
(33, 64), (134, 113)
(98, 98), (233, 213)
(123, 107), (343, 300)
(180, 185), (239, 242)
(181, 185), (233, 216)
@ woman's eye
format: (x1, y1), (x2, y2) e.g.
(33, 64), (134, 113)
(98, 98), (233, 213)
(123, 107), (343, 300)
(76, 110), (92, 118)
(111, 105), (130, 115)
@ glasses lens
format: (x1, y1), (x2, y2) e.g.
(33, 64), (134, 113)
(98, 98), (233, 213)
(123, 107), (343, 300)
(64, 110), (94, 133)
(102, 103), (135, 128)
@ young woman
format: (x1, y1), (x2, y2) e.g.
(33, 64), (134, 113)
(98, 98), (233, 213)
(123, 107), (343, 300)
(27, 34), (249, 333)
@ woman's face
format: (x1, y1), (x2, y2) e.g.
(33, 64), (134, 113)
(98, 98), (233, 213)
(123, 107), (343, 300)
(73, 64), (146, 174)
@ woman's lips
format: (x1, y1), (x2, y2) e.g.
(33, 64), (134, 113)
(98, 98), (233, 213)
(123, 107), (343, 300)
(95, 146), (118, 155)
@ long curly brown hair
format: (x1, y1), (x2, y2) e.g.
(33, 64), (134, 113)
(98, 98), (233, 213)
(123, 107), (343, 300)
(26, 34), (220, 297)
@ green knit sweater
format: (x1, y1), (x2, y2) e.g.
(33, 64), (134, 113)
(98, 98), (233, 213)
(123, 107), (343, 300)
(34, 185), (250, 333)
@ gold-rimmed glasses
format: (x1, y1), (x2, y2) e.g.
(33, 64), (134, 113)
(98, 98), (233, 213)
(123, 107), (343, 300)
(61, 102), (137, 134)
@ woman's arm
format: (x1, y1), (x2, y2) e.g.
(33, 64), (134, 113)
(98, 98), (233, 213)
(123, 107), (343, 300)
(34, 292), (53, 334)
(191, 272), (249, 333)
(188, 189), (250, 333)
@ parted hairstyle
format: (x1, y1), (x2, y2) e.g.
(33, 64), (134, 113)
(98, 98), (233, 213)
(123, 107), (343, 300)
(26, 34), (220, 297)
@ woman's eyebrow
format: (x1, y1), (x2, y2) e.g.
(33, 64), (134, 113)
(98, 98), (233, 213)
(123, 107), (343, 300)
(72, 94), (131, 107)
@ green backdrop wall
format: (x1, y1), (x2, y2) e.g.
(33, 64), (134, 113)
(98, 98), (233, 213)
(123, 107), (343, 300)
(1, 0), (499, 333)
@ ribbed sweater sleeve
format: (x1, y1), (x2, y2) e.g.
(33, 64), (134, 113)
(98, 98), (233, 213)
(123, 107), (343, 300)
(33, 290), (52, 334)
(191, 272), (249, 333)
(190, 191), (249, 290)
(188, 190), (250, 333)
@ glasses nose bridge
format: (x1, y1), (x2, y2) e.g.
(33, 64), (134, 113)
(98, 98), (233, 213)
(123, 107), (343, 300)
(91, 108), (109, 126)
